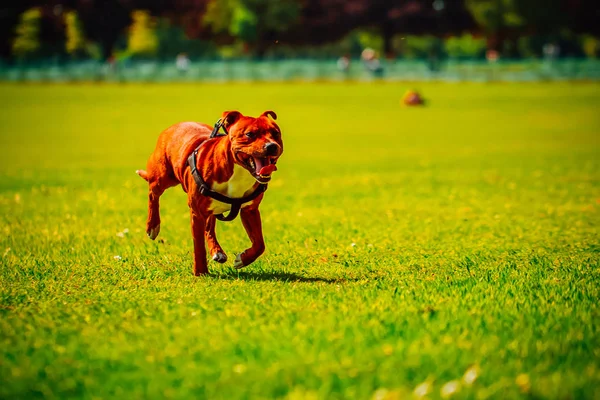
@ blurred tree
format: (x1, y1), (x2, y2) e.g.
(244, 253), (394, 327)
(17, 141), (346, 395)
(400, 35), (439, 59)
(70, 0), (132, 60)
(151, 17), (217, 60)
(368, 0), (476, 57)
(445, 33), (487, 59)
(513, 0), (600, 37)
(356, 29), (384, 55)
(2, 0), (599, 61)
(581, 35), (599, 58)
(278, 0), (475, 58)
(465, 0), (523, 54)
(64, 10), (86, 57)
(128, 10), (158, 57)
(150, 0), (212, 41)
(467, 0), (600, 56)
(12, 8), (42, 60)
(512, 0), (562, 35)
(0, 2), (34, 60)
(203, 0), (301, 57)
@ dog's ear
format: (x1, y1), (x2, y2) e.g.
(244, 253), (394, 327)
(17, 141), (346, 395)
(221, 111), (242, 128)
(261, 110), (277, 120)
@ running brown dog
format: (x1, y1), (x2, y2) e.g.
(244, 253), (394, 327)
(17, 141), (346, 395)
(136, 111), (283, 275)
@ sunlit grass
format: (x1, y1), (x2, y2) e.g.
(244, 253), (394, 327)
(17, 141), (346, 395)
(1, 82), (599, 399)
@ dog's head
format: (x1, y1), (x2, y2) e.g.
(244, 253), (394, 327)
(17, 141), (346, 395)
(222, 110), (283, 184)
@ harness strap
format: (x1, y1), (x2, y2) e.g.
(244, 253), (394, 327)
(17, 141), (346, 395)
(210, 118), (227, 138)
(187, 147), (267, 222)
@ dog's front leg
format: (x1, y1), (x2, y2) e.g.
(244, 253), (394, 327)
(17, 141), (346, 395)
(234, 207), (265, 269)
(190, 210), (208, 276)
(205, 215), (227, 263)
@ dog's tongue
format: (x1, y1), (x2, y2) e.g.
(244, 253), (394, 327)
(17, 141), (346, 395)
(260, 164), (277, 175)
(254, 157), (277, 176)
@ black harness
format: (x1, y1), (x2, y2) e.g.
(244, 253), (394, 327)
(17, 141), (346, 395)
(187, 118), (267, 222)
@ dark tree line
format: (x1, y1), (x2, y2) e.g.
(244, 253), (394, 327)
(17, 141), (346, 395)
(1, 0), (598, 61)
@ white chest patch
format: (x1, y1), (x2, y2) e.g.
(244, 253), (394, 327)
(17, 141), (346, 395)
(209, 164), (257, 214)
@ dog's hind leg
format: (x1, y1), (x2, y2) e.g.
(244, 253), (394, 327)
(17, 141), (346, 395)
(146, 183), (164, 240)
(191, 210), (209, 275)
(205, 215), (227, 263)
(144, 167), (177, 240)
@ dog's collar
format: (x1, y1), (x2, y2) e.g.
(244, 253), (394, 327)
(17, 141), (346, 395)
(187, 140), (267, 222)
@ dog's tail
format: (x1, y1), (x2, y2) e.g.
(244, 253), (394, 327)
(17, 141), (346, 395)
(136, 169), (149, 181)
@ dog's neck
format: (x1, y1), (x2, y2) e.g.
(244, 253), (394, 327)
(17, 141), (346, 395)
(201, 136), (255, 186)
(214, 135), (235, 163)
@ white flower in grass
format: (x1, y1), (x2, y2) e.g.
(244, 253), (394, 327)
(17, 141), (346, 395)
(351, 243), (356, 247)
(463, 365), (479, 385)
(113, 255), (122, 260)
(413, 381), (432, 398)
(116, 228), (129, 238)
(440, 380), (460, 398)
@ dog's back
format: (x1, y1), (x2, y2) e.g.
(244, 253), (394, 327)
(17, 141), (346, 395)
(136, 122), (211, 183)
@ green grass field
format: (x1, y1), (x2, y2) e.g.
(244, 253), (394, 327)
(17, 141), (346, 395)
(0, 82), (599, 399)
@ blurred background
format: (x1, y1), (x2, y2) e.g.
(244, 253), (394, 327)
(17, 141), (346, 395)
(1, 0), (599, 83)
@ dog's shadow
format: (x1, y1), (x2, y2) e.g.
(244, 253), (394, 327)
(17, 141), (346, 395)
(214, 269), (355, 284)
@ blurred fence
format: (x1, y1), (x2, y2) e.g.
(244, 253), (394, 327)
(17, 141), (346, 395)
(1, 59), (599, 83)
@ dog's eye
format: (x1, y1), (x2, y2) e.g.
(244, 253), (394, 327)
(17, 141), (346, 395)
(245, 132), (255, 139)
(272, 130), (280, 139)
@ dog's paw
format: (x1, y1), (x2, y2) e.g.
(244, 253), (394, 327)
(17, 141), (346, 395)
(212, 252), (228, 263)
(233, 254), (245, 269)
(147, 224), (160, 240)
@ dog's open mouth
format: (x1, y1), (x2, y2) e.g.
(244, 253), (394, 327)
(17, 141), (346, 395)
(238, 153), (278, 183)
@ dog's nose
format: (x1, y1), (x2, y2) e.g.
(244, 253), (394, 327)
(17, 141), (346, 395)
(264, 142), (279, 156)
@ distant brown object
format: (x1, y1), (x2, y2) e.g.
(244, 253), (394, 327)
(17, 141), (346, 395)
(402, 90), (425, 106)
